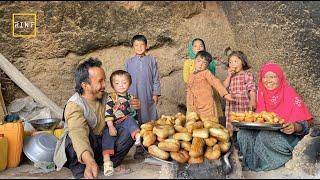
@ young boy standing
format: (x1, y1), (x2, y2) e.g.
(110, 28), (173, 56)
(125, 35), (161, 124)
(124, 34), (161, 159)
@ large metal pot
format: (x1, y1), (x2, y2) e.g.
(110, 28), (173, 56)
(23, 133), (57, 163)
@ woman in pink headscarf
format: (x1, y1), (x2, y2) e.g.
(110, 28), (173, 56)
(237, 62), (313, 171)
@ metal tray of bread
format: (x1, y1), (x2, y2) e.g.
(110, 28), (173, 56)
(232, 122), (287, 131)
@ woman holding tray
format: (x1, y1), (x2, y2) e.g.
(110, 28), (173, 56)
(237, 62), (313, 171)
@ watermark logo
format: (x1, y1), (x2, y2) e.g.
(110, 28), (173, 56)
(12, 13), (37, 38)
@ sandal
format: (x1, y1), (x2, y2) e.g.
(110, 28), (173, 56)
(114, 164), (131, 174)
(134, 133), (141, 146)
(104, 161), (114, 176)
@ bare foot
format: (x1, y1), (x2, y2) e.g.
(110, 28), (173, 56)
(114, 164), (131, 174)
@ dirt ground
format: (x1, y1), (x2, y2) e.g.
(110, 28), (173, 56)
(242, 166), (320, 179)
(1, 138), (320, 179)
(0, 147), (173, 179)
(2, 163), (319, 179)
(0, 162), (166, 179)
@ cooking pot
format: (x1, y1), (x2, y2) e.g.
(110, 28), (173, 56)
(23, 133), (57, 163)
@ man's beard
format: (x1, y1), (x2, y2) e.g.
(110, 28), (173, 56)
(95, 91), (104, 101)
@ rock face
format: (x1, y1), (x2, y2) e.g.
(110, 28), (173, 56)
(285, 135), (320, 175)
(0, 1), (235, 117)
(0, 1), (319, 124)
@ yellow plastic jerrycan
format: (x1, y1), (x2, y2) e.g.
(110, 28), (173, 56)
(53, 128), (64, 139)
(0, 134), (8, 171)
(0, 121), (23, 168)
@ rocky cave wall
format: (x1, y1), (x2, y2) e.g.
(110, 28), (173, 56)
(0, 1), (318, 123)
(0, 1), (235, 117)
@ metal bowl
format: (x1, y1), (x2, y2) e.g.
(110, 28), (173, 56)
(23, 133), (57, 163)
(29, 118), (61, 131)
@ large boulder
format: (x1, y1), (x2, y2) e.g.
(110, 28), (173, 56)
(0, 1), (235, 116)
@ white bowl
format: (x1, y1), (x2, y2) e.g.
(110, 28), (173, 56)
(23, 133), (57, 163)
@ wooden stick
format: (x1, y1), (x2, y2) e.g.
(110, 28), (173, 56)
(0, 83), (7, 123)
(0, 53), (63, 119)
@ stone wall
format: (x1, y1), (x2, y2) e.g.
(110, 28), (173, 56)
(0, 1), (235, 117)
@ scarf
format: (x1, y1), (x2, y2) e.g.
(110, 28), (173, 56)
(187, 39), (216, 75)
(256, 62), (312, 123)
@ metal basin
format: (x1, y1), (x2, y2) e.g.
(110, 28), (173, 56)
(23, 133), (57, 163)
(29, 118), (61, 131)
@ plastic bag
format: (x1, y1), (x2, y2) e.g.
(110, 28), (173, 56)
(33, 161), (56, 173)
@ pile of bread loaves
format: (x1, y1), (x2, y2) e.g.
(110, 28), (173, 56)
(140, 112), (231, 164)
(230, 111), (285, 124)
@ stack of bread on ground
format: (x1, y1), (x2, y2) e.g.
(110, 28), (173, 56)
(230, 111), (285, 124)
(140, 112), (231, 164)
